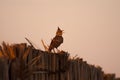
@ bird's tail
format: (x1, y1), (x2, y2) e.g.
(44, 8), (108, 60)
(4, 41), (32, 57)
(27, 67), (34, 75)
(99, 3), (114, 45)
(48, 47), (52, 52)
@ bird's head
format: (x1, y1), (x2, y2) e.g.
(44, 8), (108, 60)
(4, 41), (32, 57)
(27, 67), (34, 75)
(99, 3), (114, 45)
(56, 27), (64, 36)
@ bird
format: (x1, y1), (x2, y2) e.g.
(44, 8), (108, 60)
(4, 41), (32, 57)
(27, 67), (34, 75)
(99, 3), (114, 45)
(48, 27), (64, 52)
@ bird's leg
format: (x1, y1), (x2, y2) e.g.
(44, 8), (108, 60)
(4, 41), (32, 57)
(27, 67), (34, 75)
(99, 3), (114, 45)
(56, 48), (61, 53)
(53, 48), (56, 53)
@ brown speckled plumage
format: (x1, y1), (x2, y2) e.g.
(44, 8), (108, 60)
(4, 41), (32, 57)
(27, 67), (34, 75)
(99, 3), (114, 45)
(48, 27), (64, 52)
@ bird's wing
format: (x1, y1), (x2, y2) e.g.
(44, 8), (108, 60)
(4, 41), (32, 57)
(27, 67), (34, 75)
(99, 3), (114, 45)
(52, 36), (63, 43)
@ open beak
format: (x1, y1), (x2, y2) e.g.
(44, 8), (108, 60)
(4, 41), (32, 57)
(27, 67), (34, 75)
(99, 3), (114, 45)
(62, 30), (64, 33)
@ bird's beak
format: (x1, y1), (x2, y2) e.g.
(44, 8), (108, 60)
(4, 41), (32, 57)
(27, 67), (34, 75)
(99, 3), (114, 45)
(62, 30), (64, 33)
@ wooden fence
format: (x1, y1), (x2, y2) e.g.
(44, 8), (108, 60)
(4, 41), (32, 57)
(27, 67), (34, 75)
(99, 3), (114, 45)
(0, 43), (120, 80)
(29, 49), (119, 80)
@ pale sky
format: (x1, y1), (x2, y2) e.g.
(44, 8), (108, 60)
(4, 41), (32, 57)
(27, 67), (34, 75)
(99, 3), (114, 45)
(0, 0), (120, 77)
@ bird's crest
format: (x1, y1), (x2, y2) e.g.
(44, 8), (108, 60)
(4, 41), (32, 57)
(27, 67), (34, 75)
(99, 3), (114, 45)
(56, 27), (64, 36)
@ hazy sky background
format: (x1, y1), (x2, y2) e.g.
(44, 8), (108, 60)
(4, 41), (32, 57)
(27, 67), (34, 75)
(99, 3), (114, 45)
(0, 0), (120, 77)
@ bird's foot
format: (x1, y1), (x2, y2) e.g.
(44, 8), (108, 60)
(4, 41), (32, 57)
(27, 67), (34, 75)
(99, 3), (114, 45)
(56, 49), (61, 53)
